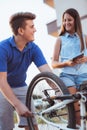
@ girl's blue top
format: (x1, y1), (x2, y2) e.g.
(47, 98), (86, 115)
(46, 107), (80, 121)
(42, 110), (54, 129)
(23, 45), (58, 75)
(60, 32), (87, 75)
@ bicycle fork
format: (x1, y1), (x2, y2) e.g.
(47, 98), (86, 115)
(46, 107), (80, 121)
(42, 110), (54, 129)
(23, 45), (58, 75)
(80, 94), (87, 130)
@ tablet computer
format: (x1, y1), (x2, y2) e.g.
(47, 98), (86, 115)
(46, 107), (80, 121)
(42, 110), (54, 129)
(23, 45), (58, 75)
(72, 53), (84, 62)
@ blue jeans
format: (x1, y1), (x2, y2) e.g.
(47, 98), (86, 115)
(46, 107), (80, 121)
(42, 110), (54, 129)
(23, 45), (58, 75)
(59, 73), (87, 89)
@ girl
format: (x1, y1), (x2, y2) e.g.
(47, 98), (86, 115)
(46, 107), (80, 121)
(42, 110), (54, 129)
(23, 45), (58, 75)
(52, 8), (87, 127)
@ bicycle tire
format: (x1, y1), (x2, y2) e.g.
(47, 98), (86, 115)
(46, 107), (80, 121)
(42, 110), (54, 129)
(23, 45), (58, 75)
(26, 72), (76, 130)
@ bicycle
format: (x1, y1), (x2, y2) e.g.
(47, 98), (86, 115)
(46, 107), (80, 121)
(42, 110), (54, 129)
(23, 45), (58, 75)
(26, 72), (87, 130)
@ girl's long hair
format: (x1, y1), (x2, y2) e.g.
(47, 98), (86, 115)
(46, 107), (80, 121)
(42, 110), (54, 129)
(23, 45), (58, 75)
(59, 8), (84, 51)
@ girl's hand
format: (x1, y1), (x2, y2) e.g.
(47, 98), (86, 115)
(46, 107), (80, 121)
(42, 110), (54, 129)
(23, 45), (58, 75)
(65, 60), (77, 66)
(73, 56), (87, 64)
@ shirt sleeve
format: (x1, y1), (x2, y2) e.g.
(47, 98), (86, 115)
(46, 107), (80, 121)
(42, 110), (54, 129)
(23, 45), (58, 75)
(32, 45), (47, 67)
(0, 47), (7, 72)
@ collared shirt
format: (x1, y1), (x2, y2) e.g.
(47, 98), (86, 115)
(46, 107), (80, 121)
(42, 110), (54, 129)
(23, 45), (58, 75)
(0, 36), (47, 87)
(60, 32), (87, 75)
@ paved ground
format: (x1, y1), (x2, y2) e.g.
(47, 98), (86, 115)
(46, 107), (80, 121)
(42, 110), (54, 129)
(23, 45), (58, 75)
(14, 123), (86, 130)
(14, 124), (60, 130)
(14, 124), (58, 130)
(14, 124), (24, 130)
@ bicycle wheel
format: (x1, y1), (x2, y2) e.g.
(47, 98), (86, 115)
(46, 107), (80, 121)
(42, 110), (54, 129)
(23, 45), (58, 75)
(26, 72), (76, 130)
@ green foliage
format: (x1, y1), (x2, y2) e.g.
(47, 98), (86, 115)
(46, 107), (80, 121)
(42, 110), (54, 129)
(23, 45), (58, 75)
(14, 111), (18, 124)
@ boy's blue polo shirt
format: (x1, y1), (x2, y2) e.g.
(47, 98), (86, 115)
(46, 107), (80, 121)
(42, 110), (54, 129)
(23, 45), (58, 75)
(0, 36), (47, 87)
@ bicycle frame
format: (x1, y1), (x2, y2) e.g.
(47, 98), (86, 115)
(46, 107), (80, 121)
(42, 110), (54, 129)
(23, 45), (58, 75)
(79, 92), (87, 130)
(36, 99), (74, 130)
(33, 91), (87, 130)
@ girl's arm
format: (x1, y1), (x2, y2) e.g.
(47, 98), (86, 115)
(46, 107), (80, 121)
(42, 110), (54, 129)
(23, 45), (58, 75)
(51, 37), (77, 68)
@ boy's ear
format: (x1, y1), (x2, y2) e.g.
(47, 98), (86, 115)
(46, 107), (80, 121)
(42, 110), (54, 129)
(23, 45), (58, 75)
(18, 27), (24, 35)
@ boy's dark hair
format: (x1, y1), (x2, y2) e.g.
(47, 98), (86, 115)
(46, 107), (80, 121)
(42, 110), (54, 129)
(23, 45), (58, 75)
(9, 12), (36, 35)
